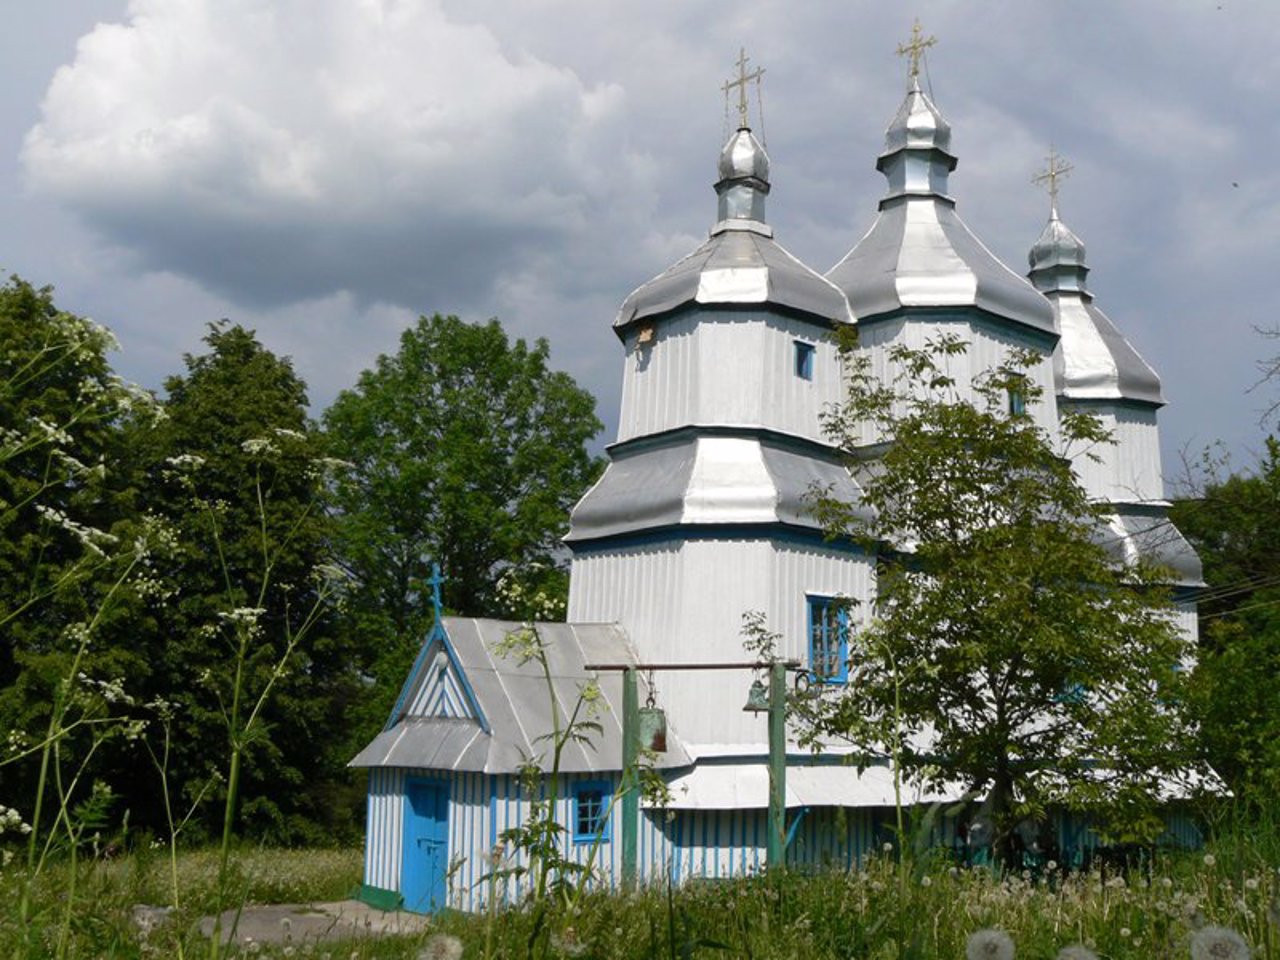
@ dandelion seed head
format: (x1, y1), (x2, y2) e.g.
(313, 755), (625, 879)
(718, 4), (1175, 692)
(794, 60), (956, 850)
(1056, 945), (1097, 960)
(965, 928), (1015, 960)
(1204, 853), (1217, 867)
(417, 934), (463, 960)
(1190, 925), (1250, 960)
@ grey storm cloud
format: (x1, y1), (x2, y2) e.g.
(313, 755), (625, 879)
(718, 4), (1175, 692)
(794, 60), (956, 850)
(21, 0), (636, 312)
(12, 0), (1280, 470)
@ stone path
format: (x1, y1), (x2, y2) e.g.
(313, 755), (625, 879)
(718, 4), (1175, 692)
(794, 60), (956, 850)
(198, 899), (432, 947)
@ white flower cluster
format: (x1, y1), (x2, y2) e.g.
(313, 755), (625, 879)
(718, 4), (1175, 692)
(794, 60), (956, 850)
(34, 504), (118, 556)
(0, 804), (32, 837)
(77, 672), (135, 706)
(241, 437), (279, 457)
(219, 607), (267, 638)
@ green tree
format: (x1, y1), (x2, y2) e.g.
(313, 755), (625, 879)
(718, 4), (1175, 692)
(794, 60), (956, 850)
(125, 323), (361, 843)
(0, 276), (154, 827)
(807, 332), (1196, 856)
(323, 314), (602, 724)
(1170, 439), (1280, 808)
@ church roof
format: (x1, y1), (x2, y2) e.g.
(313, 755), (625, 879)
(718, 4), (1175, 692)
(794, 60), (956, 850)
(615, 126), (852, 330)
(1029, 212), (1164, 406)
(350, 618), (692, 773)
(564, 430), (870, 544)
(826, 78), (1055, 335)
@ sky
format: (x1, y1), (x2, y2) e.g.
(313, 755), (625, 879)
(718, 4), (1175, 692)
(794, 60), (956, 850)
(3, 0), (1278, 487)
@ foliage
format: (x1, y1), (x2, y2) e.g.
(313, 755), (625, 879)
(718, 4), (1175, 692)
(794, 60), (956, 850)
(121, 322), (362, 845)
(1171, 438), (1280, 808)
(323, 313), (601, 732)
(5, 839), (1278, 959)
(806, 331), (1196, 855)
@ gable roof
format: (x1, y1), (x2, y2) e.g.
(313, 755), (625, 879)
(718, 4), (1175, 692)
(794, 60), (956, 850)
(350, 617), (692, 774)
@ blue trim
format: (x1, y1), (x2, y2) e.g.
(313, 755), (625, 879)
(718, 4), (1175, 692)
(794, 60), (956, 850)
(385, 621), (491, 734)
(786, 806), (810, 850)
(567, 521), (870, 555)
(571, 779), (612, 844)
(794, 340), (815, 380)
(807, 594), (850, 683)
(603, 422), (847, 462)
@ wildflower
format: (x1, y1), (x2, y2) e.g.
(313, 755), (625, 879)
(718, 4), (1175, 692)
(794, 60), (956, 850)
(1244, 877), (1259, 891)
(1056, 946), (1097, 960)
(1120, 927), (1131, 939)
(1189, 925), (1250, 960)
(1204, 853), (1217, 868)
(921, 875), (932, 887)
(1162, 877), (1174, 888)
(1045, 860), (1058, 872)
(550, 926), (587, 957)
(882, 841), (893, 853)
(965, 929), (1015, 960)
(418, 935), (463, 960)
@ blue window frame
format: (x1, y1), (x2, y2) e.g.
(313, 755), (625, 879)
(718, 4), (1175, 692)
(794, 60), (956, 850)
(1007, 379), (1027, 416)
(807, 595), (849, 682)
(794, 340), (815, 380)
(571, 780), (611, 843)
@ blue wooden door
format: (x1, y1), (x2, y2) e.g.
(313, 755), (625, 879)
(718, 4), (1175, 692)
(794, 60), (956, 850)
(402, 780), (449, 912)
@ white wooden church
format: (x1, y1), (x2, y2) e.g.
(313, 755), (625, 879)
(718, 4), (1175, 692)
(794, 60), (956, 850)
(351, 45), (1203, 913)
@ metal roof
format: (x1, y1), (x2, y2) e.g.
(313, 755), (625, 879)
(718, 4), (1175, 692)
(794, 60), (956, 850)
(655, 761), (963, 810)
(565, 431), (869, 544)
(615, 126), (853, 330)
(350, 618), (692, 773)
(1029, 213), (1164, 406)
(1099, 511), (1204, 588)
(827, 79), (1055, 335)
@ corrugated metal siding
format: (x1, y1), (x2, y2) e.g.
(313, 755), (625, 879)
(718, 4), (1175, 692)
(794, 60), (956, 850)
(855, 316), (1058, 447)
(1064, 405), (1163, 504)
(570, 537), (869, 746)
(407, 649), (476, 719)
(363, 767), (406, 892)
(617, 310), (838, 445)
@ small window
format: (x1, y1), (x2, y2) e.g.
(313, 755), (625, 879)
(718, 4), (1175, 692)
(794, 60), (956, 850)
(571, 781), (611, 843)
(808, 596), (849, 683)
(1007, 379), (1027, 416)
(794, 341), (815, 380)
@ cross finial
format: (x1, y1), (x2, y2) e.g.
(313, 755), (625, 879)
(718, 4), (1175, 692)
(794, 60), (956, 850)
(896, 19), (937, 81)
(722, 46), (765, 129)
(1032, 146), (1074, 216)
(414, 561), (446, 625)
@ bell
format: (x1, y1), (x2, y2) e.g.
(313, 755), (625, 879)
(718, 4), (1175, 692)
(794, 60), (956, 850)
(742, 678), (770, 713)
(638, 705), (667, 753)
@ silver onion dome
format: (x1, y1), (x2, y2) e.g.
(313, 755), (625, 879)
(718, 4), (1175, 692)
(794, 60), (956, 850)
(615, 126), (851, 330)
(1028, 212), (1164, 406)
(827, 78), (1055, 335)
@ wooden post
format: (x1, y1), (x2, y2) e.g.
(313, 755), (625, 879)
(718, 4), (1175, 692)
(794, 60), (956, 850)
(621, 667), (639, 890)
(767, 659), (786, 869)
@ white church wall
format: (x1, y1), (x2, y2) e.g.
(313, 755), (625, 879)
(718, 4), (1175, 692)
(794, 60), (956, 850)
(853, 315), (1059, 447)
(570, 536), (871, 747)
(1064, 404), (1164, 504)
(617, 310), (839, 444)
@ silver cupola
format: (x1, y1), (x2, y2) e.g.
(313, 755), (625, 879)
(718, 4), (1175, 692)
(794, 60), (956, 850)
(1028, 207), (1164, 406)
(827, 32), (1055, 335)
(715, 126), (770, 224)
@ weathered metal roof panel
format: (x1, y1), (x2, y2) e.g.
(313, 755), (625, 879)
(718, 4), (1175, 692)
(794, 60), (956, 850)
(566, 433), (869, 543)
(828, 198), (1056, 333)
(351, 618), (691, 774)
(616, 227), (853, 329)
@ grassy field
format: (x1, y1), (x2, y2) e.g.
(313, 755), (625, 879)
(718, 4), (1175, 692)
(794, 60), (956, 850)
(1, 835), (1277, 959)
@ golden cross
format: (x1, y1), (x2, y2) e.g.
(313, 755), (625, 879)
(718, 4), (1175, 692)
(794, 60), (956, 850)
(896, 19), (937, 80)
(1032, 146), (1074, 211)
(722, 47), (765, 129)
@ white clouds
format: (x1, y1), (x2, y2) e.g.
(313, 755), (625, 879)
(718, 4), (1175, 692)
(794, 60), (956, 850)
(22, 0), (635, 310)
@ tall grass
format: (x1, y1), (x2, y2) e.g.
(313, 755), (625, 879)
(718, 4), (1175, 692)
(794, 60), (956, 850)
(2, 823), (1276, 959)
